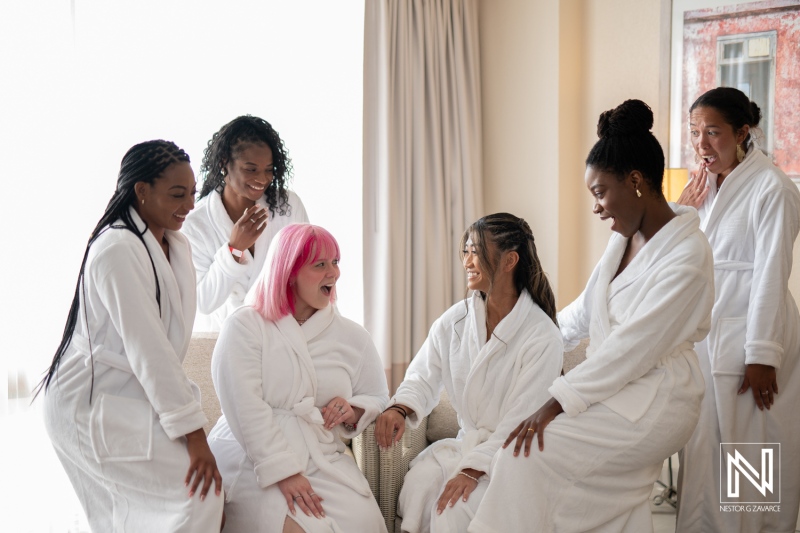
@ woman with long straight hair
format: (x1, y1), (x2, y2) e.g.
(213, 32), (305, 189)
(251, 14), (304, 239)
(37, 140), (224, 532)
(375, 213), (564, 533)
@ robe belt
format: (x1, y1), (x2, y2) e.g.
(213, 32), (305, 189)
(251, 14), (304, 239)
(460, 427), (491, 455)
(273, 398), (371, 496)
(72, 334), (133, 373)
(714, 260), (753, 271)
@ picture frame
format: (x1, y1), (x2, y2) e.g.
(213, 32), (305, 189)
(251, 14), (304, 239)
(668, 0), (800, 184)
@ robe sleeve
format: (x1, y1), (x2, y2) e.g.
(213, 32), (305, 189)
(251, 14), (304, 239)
(550, 248), (713, 416)
(390, 317), (447, 429)
(457, 328), (563, 476)
(92, 242), (206, 440)
(340, 331), (390, 439)
(745, 183), (800, 369)
(211, 310), (304, 487)
(182, 217), (249, 315)
(558, 261), (600, 351)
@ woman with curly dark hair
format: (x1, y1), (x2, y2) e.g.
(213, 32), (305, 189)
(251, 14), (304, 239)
(183, 115), (309, 331)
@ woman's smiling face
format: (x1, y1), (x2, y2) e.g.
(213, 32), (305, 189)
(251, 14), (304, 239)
(585, 165), (642, 238)
(224, 142), (274, 202)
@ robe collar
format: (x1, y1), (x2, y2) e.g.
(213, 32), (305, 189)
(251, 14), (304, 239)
(700, 146), (763, 233)
(593, 205), (701, 340)
(127, 207), (196, 357)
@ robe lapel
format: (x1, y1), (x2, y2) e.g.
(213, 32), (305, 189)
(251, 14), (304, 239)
(130, 208), (188, 358)
(701, 150), (760, 233)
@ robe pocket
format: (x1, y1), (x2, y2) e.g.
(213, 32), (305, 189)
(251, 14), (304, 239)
(89, 394), (154, 463)
(710, 317), (746, 377)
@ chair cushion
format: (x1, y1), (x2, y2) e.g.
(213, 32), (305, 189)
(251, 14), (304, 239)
(426, 389), (459, 443)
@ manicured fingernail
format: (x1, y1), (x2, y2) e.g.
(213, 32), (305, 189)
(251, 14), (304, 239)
(291, 509), (296, 516)
(200, 494), (205, 501)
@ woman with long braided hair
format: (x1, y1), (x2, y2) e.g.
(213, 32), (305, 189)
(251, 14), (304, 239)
(38, 140), (224, 532)
(182, 115), (309, 332)
(374, 213), (563, 533)
(469, 100), (714, 533)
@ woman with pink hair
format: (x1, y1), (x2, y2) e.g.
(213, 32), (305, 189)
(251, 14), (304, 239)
(207, 223), (389, 533)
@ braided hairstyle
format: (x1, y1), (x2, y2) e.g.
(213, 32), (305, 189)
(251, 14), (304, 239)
(690, 87), (762, 146)
(198, 115), (293, 216)
(35, 140), (190, 398)
(460, 213), (558, 326)
(585, 99), (665, 196)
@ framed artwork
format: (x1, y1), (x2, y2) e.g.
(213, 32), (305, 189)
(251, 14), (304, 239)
(669, 0), (800, 183)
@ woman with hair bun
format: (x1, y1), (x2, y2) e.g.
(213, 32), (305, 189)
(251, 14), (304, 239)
(182, 115), (309, 331)
(38, 141), (224, 532)
(676, 87), (800, 533)
(375, 212), (564, 533)
(468, 100), (715, 533)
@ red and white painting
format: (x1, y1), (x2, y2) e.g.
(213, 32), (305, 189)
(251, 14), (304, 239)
(679, 0), (800, 179)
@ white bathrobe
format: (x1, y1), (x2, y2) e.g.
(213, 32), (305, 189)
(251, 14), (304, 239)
(181, 190), (308, 332)
(43, 208), (223, 532)
(392, 291), (564, 533)
(469, 205), (714, 533)
(208, 303), (389, 533)
(676, 148), (800, 533)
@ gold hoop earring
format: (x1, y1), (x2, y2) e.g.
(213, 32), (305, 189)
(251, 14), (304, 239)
(736, 144), (745, 163)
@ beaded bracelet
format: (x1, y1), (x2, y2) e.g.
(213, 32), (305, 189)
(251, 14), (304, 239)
(459, 471), (479, 483)
(385, 405), (408, 419)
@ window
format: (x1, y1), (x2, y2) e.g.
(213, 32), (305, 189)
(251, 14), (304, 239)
(1, 2), (363, 530)
(717, 31), (776, 154)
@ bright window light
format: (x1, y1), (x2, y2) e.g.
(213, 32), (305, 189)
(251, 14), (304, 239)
(0, 1), (363, 530)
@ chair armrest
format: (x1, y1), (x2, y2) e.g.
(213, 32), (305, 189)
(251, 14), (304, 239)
(351, 423), (380, 501)
(378, 416), (429, 533)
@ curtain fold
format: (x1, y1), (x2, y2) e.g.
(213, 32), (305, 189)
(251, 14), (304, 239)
(363, 0), (483, 392)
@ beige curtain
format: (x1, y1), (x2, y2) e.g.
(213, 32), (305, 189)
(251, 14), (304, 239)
(363, 0), (483, 392)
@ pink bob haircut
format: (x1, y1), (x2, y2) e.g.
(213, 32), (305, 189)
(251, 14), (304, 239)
(251, 223), (340, 322)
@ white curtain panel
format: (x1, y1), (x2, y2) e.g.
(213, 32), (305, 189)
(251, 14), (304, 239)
(363, 0), (483, 392)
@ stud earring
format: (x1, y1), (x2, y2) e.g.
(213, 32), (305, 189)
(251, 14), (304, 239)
(736, 144), (745, 163)
(141, 198), (145, 205)
(636, 189), (642, 198)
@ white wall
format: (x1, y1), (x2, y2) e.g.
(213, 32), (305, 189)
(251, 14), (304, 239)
(479, 0), (672, 306)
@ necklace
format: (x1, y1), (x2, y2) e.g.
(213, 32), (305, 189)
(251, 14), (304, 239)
(296, 317), (308, 325)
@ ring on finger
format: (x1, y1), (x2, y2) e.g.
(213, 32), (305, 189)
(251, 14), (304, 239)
(294, 495), (302, 501)
(527, 428), (535, 433)
(309, 492), (316, 497)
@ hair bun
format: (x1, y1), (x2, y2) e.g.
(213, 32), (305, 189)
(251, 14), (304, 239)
(749, 101), (762, 127)
(596, 99), (654, 139)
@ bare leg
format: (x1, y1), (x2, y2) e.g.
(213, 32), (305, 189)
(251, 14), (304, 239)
(283, 516), (305, 533)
